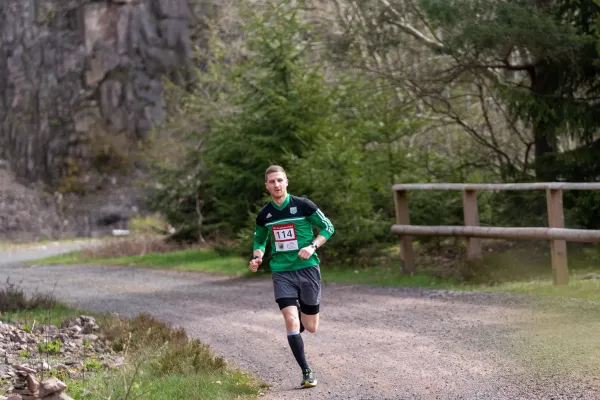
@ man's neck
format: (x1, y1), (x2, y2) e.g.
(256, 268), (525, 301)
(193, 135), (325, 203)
(272, 193), (288, 206)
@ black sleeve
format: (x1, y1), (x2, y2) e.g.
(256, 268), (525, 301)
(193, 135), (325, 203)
(301, 197), (319, 216)
(256, 208), (267, 227)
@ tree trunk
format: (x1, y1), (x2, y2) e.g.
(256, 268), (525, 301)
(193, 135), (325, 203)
(531, 63), (559, 181)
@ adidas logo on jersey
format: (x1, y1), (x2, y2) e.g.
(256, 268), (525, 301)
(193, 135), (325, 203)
(266, 213), (272, 218)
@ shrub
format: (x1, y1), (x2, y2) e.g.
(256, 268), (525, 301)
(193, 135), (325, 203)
(84, 358), (102, 372)
(0, 279), (55, 313)
(101, 313), (187, 352)
(154, 339), (227, 376)
(39, 338), (62, 354)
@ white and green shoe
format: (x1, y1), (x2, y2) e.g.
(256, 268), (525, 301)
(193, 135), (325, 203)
(301, 368), (317, 388)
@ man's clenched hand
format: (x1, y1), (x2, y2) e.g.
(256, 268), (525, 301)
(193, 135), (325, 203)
(249, 257), (262, 272)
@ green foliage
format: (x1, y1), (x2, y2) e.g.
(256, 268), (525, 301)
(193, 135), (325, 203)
(39, 338), (62, 354)
(420, 0), (600, 180)
(198, 3), (337, 234)
(84, 358), (102, 372)
(149, 2), (431, 262)
(149, 0), (600, 264)
(19, 350), (32, 359)
(285, 78), (425, 260)
(128, 214), (168, 236)
(421, 0), (589, 60)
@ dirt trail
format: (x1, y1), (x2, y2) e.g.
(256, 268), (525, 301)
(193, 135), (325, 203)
(1, 255), (600, 399)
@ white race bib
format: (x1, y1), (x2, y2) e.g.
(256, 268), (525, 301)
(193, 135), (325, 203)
(273, 223), (299, 252)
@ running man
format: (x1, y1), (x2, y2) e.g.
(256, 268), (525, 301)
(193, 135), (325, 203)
(249, 165), (335, 388)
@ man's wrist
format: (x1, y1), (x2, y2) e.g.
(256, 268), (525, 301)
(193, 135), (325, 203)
(310, 242), (318, 250)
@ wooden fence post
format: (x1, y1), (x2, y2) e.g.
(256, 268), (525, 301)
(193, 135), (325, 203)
(546, 188), (569, 285)
(462, 190), (482, 259)
(393, 190), (415, 274)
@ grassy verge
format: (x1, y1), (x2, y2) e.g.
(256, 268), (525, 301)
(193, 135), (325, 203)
(1, 282), (266, 399)
(68, 368), (263, 400)
(62, 317), (267, 400)
(335, 263), (600, 300)
(320, 265), (463, 288)
(37, 249), (249, 275)
(2, 303), (84, 327)
(485, 275), (600, 301)
(36, 247), (466, 289)
(33, 242), (600, 301)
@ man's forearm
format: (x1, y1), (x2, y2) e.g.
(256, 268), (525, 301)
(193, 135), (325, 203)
(312, 235), (327, 248)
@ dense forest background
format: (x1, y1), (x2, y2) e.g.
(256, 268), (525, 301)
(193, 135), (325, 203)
(3, 0), (600, 266)
(147, 0), (600, 263)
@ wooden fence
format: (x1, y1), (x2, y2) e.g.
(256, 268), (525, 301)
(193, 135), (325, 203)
(391, 183), (600, 286)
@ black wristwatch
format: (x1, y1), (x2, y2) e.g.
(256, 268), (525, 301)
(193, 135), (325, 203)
(252, 255), (260, 260)
(310, 242), (318, 250)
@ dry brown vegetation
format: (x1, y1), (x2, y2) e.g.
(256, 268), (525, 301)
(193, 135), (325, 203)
(0, 278), (56, 313)
(80, 237), (192, 260)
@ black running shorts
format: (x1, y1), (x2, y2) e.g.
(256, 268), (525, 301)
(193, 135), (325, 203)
(272, 265), (321, 308)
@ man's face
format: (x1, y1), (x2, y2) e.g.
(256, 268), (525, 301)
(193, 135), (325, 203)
(265, 171), (288, 200)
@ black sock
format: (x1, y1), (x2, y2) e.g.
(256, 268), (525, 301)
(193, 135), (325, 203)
(298, 307), (305, 333)
(287, 333), (309, 370)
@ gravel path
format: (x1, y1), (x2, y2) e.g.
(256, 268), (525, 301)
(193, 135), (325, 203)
(0, 240), (104, 263)
(2, 247), (600, 399)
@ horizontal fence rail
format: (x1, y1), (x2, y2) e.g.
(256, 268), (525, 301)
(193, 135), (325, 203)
(391, 182), (600, 286)
(391, 225), (600, 242)
(392, 183), (600, 191)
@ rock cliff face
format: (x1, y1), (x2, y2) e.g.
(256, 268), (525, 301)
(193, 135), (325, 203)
(0, 0), (192, 240)
(0, 0), (191, 186)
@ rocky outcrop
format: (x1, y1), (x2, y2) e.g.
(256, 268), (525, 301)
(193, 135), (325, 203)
(0, 0), (191, 187)
(0, 168), (60, 242)
(0, 0), (193, 240)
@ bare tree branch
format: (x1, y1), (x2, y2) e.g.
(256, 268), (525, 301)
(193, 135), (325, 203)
(378, 0), (444, 51)
(482, 79), (531, 148)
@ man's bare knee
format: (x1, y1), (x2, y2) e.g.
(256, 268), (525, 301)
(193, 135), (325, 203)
(285, 315), (298, 327)
(282, 307), (300, 331)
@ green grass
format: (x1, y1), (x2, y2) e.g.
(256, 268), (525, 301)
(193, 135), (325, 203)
(2, 304), (85, 327)
(320, 265), (463, 289)
(487, 275), (600, 301)
(35, 252), (84, 264)
(136, 371), (264, 399)
(67, 369), (264, 400)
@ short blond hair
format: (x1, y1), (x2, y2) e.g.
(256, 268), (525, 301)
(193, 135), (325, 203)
(265, 165), (286, 182)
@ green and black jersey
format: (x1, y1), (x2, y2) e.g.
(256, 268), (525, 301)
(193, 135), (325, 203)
(253, 194), (335, 272)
